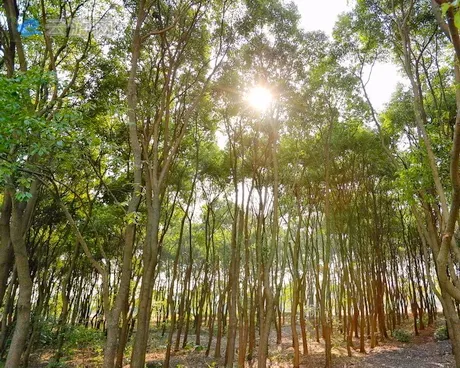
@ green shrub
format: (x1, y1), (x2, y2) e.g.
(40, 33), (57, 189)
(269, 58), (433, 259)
(434, 325), (449, 341)
(146, 363), (162, 368)
(194, 344), (205, 352)
(183, 341), (195, 351)
(38, 320), (56, 346)
(46, 362), (67, 368)
(53, 325), (105, 359)
(393, 329), (411, 343)
(64, 325), (104, 350)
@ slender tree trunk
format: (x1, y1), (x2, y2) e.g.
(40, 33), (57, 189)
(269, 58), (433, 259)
(164, 174), (198, 367)
(214, 263), (225, 359)
(299, 280), (309, 356)
(290, 207), (302, 368)
(0, 192), (12, 307)
(55, 239), (80, 362)
(102, 0), (144, 364)
(238, 187), (253, 367)
(320, 117), (334, 368)
(0, 267), (16, 355)
(5, 199), (34, 367)
(131, 193), (161, 367)
(5, 181), (38, 368)
(224, 205), (240, 367)
(257, 120), (279, 368)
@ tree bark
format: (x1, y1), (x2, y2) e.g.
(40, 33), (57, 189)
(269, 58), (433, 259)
(5, 186), (37, 368)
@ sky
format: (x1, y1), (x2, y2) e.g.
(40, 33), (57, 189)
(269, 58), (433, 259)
(292, 0), (404, 111)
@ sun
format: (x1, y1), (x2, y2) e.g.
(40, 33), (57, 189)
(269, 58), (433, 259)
(246, 86), (273, 112)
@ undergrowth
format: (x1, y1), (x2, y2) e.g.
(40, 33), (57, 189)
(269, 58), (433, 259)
(393, 329), (411, 343)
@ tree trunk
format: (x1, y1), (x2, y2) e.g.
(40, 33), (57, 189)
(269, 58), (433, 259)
(5, 198), (34, 367)
(0, 192), (12, 307)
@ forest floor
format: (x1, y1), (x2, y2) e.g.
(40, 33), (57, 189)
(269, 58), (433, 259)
(140, 323), (455, 368)
(28, 319), (455, 367)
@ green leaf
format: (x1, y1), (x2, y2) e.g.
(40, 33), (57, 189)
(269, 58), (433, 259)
(124, 211), (140, 225)
(15, 191), (33, 202)
(441, 3), (452, 16)
(455, 11), (460, 29)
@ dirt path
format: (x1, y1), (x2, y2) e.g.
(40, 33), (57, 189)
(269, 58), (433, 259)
(354, 340), (454, 367)
(331, 325), (456, 368)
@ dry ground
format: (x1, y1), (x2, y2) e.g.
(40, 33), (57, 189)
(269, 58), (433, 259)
(138, 322), (455, 367)
(29, 320), (455, 367)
